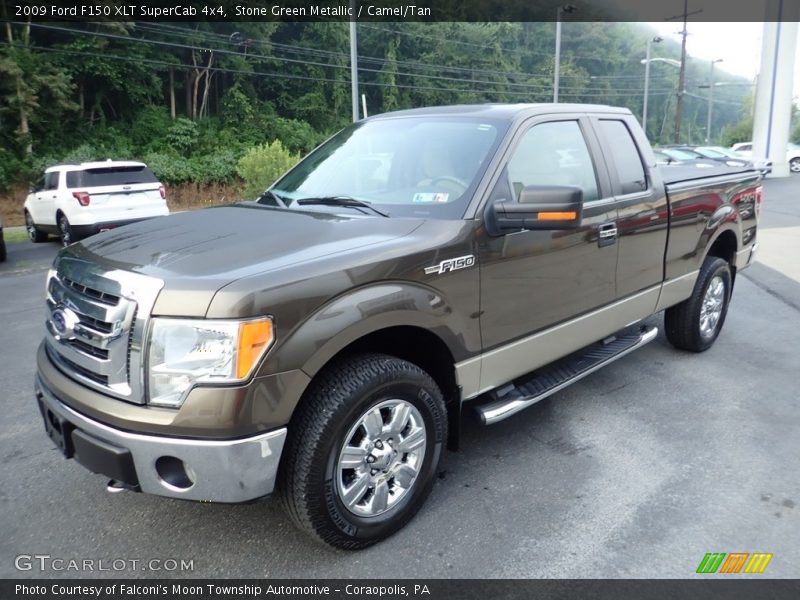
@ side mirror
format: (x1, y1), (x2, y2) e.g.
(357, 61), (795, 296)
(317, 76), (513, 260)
(491, 185), (583, 232)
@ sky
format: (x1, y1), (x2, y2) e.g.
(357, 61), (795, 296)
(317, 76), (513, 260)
(648, 22), (800, 98)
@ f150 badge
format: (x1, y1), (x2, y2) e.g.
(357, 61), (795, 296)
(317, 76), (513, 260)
(424, 255), (476, 275)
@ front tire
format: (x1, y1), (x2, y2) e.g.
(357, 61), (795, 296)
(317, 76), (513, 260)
(790, 157), (800, 174)
(25, 211), (48, 243)
(665, 256), (732, 352)
(278, 353), (447, 549)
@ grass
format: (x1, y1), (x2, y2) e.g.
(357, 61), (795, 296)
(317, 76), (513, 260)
(0, 181), (246, 228)
(3, 229), (30, 243)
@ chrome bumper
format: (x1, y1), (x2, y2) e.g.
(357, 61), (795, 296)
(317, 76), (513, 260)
(35, 375), (287, 503)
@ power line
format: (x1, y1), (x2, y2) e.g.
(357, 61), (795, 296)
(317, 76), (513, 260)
(0, 40), (678, 100)
(19, 21), (676, 94)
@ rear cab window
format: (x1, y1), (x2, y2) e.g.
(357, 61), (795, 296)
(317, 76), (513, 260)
(597, 120), (647, 195)
(66, 166), (158, 188)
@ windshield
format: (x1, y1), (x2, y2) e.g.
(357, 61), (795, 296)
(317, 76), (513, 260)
(663, 148), (701, 161)
(694, 147), (728, 159)
(268, 116), (507, 219)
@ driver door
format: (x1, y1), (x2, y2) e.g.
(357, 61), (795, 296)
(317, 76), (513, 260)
(475, 116), (618, 386)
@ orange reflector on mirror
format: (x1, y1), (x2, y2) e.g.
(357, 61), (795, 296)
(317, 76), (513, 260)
(536, 211), (577, 221)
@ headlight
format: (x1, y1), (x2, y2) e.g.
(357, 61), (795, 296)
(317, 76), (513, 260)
(147, 317), (274, 408)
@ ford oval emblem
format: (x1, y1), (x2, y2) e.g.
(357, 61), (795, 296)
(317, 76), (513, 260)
(51, 306), (80, 341)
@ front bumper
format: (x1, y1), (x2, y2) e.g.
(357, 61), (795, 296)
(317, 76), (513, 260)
(35, 375), (287, 503)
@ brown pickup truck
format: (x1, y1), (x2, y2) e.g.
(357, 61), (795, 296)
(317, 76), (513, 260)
(35, 104), (761, 549)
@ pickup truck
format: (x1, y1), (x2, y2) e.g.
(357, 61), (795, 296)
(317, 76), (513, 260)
(35, 104), (761, 549)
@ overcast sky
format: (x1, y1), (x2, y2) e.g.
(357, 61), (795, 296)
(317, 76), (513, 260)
(648, 22), (800, 98)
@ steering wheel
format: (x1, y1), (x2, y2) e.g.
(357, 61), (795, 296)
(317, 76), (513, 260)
(426, 175), (469, 192)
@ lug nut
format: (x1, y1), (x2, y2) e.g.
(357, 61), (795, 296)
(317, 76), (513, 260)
(375, 441), (383, 449)
(371, 469), (378, 476)
(367, 455), (375, 463)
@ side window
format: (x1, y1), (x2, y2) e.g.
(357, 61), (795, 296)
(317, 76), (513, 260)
(598, 120), (647, 195)
(66, 171), (80, 188)
(504, 121), (599, 203)
(44, 172), (60, 191)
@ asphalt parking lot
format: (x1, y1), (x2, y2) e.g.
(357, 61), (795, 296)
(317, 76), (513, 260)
(1, 177), (798, 578)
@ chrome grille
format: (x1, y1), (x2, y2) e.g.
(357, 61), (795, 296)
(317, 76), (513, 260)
(45, 252), (164, 404)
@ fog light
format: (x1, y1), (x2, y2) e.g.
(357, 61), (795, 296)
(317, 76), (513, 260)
(155, 456), (195, 491)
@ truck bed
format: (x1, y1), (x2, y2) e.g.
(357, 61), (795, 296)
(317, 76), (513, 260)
(660, 163), (759, 185)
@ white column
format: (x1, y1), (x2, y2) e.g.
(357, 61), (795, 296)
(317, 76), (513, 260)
(752, 0), (799, 178)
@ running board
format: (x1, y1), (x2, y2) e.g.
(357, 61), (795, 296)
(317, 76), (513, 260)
(475, 325), (658, 425)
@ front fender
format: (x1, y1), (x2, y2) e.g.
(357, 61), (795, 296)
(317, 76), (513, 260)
(269, 281), (477, 379)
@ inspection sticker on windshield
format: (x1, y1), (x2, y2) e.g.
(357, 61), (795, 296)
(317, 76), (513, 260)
(413, 192), (449, 204)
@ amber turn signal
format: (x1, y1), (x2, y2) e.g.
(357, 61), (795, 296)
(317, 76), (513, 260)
(536, 211), (577, 221)
(236, 318), (275, 379)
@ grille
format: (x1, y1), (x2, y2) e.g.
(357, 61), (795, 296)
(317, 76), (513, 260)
(62, 276), (121, 306)
(46, 271), (139, 402)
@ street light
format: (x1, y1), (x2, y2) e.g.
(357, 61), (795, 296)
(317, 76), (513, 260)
(553, 4), (577, 103)
(706, 59), (723, 143)
(641, 36), (662, 136)
(641, 56), (681, 140)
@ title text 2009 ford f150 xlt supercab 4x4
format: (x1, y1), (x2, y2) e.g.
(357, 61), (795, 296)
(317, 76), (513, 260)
(35, 104), (761, 549)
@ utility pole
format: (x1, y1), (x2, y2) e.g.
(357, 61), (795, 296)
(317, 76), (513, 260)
(349, 2), (359, 122)
(553, 5), (576, 103)
(667, 0), (702, 143)
(642, 36), (663, 136)
(673, 1), (688, 144)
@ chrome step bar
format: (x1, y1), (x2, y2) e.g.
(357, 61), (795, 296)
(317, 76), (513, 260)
(475, 326), (659, 425)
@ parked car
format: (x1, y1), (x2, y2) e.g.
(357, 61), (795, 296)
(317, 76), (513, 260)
(789, 145), (800, 173)
(36, 104), (761, 549)
(653, 147), (718, 168)
(695, 146), (771, 174)
(732, 142), (799, 173)
(0, 216), (6, 262)
(23, 160), (169, 247)
(665, 145), (750, 168)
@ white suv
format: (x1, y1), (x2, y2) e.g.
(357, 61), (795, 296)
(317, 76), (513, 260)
(23, 161), (170, 246)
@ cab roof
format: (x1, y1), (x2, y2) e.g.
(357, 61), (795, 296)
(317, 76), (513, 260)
(370, 103), (631, 122)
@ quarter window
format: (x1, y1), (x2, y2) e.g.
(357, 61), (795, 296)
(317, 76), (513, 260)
(504, 121), (599, 203)
(598, 120), (647, 195)
(44, 172), (60, 191)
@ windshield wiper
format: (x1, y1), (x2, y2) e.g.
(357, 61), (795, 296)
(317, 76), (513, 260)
(295, 196), (390, 218)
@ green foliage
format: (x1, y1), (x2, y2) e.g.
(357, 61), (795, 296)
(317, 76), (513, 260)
(0, 20), (758, 190)
(165, 118), (199, 154)
(142, 152), (197, 186)
(720, 116), (754, 148)
(236, 141), (300, 199)
(221, 84), (256, 126)
(130, 107), (172, 149)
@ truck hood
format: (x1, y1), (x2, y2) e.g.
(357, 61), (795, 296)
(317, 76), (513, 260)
(70, 204), (424, 316)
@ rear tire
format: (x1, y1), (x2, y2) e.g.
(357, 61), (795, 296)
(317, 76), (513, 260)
(25, 211), (48, 243)
(278, 353), (447, 550)
(665, 256), (732, 352)
(57, 214), (74, 247)
(0, 234), (6, 262)
(790, 157), (800, 174)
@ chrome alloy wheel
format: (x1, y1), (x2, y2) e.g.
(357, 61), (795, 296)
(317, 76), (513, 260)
(336, 399), (427, 518)
(699, 275), (725, 338)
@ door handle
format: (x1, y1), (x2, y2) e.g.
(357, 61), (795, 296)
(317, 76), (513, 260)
(598, 222), (617, 247)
